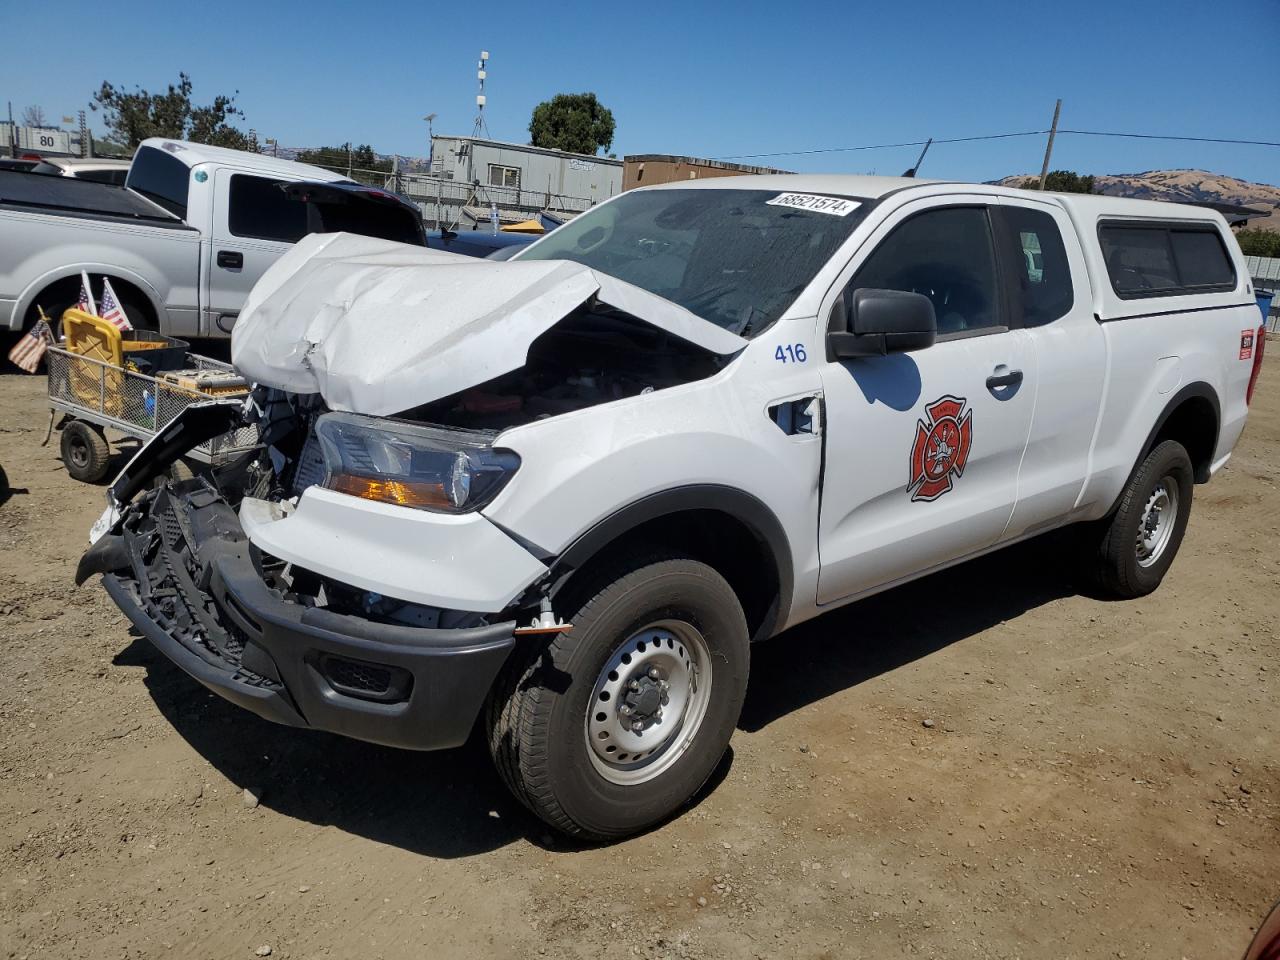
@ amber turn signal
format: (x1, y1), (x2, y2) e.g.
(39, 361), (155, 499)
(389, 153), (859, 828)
(328, 474), (454, 510)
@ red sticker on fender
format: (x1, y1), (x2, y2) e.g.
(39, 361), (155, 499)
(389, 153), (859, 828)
(1241, 329), (1255, 361)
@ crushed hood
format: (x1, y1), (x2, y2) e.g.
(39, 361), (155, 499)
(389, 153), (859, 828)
(231, 232), (747, 416)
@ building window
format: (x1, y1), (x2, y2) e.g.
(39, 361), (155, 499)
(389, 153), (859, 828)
(488, 164), (520, 189)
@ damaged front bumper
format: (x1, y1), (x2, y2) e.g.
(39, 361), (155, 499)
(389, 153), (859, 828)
(80, 405), (521, 751)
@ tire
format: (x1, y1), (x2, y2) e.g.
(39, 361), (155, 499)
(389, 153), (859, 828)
(25, 284), (154, 339)
(1085, 440), (1194, 598)
(487, 554), (750, 841)
(116, 298), (155, 332)
(60, 420), (112, 484)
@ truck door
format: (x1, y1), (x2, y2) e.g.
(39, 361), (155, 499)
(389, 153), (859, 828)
(993, 196), (1106, 537)
(204, 170), (307, 335)
(816, 200), (1035, 605)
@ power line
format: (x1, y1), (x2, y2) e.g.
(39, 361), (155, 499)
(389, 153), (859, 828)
(1058, 129), (1280, 148)
(715, 128), (1280, 162)
(715, 130), (1045, 161)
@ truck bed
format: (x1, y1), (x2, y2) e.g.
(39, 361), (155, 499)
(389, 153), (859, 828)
(0, 171), (186, 227)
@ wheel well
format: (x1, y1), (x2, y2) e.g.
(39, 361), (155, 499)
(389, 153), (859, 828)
(553, 509), (783, 643)
(24, 274), (158, 330)
(1152, 394), (1217, 483)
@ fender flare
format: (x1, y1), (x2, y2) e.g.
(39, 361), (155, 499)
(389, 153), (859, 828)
(12, 264), (166, 331)
(548, 484), (794, 639)
(1108, 381), (1221, 515)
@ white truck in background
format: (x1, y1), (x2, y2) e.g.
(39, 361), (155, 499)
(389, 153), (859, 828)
(80, 175), (1266, 840)
(0, 138), (425, 339)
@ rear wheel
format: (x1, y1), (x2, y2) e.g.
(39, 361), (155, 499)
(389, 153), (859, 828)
(23, 281), (154, 340)
(1083, 440), (1194, 598)
(487, 554), (749, 840)
(60, 420), (112, 483)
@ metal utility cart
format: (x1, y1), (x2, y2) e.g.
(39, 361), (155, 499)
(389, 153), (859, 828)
(46, 312), (258, 483)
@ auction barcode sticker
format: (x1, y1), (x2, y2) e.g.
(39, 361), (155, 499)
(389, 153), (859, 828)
(766, 193), (861, 216)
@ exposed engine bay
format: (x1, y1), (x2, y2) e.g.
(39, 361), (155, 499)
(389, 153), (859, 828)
(403, 306), (727, 431)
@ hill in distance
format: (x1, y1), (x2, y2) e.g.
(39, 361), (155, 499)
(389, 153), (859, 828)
(997, 169), (1280, 231)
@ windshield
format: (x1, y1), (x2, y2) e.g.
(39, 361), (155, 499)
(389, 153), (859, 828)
(516, 188), (866, 337)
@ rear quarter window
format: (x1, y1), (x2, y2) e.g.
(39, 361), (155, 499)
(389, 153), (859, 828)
(126, 146), (190, 219)
(228, 175), (307, 242)
(1099, 221), (1235, 299)
(1000, 206), (1074, 326)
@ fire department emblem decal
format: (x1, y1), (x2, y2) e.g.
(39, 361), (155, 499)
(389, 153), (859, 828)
(908, 395), (973, 502)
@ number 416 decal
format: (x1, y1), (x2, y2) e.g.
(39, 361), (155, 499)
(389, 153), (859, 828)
(775, 343), (808, 363)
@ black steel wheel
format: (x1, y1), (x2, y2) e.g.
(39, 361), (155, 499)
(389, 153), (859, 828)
(60, 420), (112, 484)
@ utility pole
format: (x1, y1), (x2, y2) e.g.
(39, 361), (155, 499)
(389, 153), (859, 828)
(346, 142), (353, 179)
(1038, 99), (1062, 191)
(6, 102), (13, 158)
(79, 110), (89, 158)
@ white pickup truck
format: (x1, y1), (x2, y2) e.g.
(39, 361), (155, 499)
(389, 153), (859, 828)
(78, 174), (1266, 840)
(0, 139), (424, 339)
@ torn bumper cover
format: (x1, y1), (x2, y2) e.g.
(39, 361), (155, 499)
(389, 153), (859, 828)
(82, 481), (518, 751)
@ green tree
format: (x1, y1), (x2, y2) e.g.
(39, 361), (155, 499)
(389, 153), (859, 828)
(91, 73), (250, 150)
(1234, 227), (1280, 258)
(295, 143), (392, 183)
(1021, 170), (1096, 194)
(528, 93), (615, 155)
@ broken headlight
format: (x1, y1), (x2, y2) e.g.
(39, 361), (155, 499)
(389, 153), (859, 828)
(314, 412), (519, 513)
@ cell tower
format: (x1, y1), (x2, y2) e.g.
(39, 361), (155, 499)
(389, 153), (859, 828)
(472, 51), (490, 139)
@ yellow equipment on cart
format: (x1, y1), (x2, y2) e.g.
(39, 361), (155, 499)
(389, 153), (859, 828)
(46, 310), (257, 483)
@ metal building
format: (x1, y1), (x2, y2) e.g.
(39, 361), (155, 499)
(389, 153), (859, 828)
(425, 135), (621, 224)
(623, 154), (792, 190)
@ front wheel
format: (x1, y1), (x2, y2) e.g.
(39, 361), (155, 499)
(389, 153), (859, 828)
(487, 555), (750, 840)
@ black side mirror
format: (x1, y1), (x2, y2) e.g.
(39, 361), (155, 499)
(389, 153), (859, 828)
(827, 288), (937, 360)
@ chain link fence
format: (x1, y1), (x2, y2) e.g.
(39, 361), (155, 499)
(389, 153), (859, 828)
(303, 163), (595, 230)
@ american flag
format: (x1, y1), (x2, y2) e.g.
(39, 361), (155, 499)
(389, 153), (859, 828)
(99, 278), (133, 332)
(7, 316), (54, 374)
(77, 270), (97, 316)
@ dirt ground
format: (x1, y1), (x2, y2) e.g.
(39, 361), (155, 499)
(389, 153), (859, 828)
(1, 354), (1276, 960)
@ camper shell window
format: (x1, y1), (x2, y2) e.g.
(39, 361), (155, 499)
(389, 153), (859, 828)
(1099, 221), (1236, 300)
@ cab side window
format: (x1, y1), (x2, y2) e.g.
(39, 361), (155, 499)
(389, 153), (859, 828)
(851, 206), (1000, 335)
(999, 206), (1074, 326)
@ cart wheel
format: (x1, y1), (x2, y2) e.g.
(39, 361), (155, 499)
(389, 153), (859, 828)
(60, 421), (112, 484)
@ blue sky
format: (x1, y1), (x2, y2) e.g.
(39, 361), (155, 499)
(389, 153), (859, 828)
(2, 0), (1277, 186)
